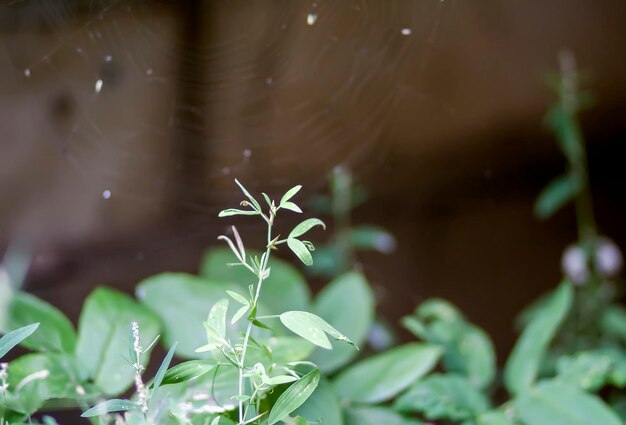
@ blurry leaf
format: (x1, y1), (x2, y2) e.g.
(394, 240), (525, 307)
(333, 343), (441, 404)
(403, 299), (496, 389)
(477, 411), (515, 425)
(136, 273), (243, 358)
(280, 311), (354, 350)
(601, 305), (626, 342)
(226, 290), (248, 306)
(82, 399), (137, 417)
(534, 174), (580, 219)
(349, 226), (396, 254)
(288, 238), (313, 266)
(515, 381), (621, 425)
(345, 406), (423, 425)
(7, 353), (81, 415)
(310, 272), (375, 373)
(268, 369), (320, 425)
(76, 287), (160, 395)
(545, 104), (583, 162)
(556, 351), (612, 392)
(0, 323), (39, 359)
(5, 292), (75, 353)
(231, 305), (249, 324)
(515, 289), (557, 330)
(308, 246), (345, 278)
(160, 360), (214, 386)
(504, 281), (572, 396)
(289, 219), (326, 239)
(394, 374), (489, 421)
(266, 337), (314, 364)
(201, 248), (311, 313)
(280, 185), (302, 206)
(218, 209), (259, 217)
(150, 342), (178, 395)
(367, 316), (397, 352)
(296, 378), (343, 425)
(207, 299), (229, 341)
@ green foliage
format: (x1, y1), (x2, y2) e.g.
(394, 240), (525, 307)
(504, 281), (573, 396)
(333, 343), (441, 404)
(0, 323), (39, 359)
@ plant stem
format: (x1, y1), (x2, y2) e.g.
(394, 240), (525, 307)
(237, 211), (274, 424)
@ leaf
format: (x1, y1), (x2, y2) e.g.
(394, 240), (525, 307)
(345, 406), (423, 425)
(226, 290), (249, 306)
(268, 369), (320, 425)
(556, 351), (613, 391)
(281, 202), (303, 213)
(160, 360), (214, 386)
(288, 238), (313, 266)
(394, 374), (490, 421)
(201, 248), (311, 313)
(4, 292), (75, 353)
(333, 343), (441, 404)
(76, 287), (160, 395)
(289, 218), (326, 239)
(280, 185), (302, 206)
(477, 411), (515, 425)
(232, 305), (249, 324)
(280, 311), (354, 350)
(235, 179), (262, 212)
(504, 281), (573, 396)
(218, 208), (260, 217)
(403, 299), (496, 389)
(534, 174), (580, 219)
(349, 226), (397, 254)
(601, 305), (626, 342)
(207, 299), (229, 341)
(150, 342), (178, 395)
(7, 353), (81, 415)
(295, 378), (343, 425)
(515, 381), (622, 425)
(0, 323), (39, 359)
(82, 399), (137, 417)
(136, 273), (245, 358)
(310, 272), (375, 373)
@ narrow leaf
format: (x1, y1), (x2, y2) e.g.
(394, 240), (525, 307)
(288, 238), (313, 266)
(268, 369), (320, 425)
(150, 342), (178, 394)
(0, 323), (39, 359)
(281, 202), (303, 213)
(280, 311), (354, 350)
(289, 218), (326, 239)
(82, 399), (137, 417)
(534, 174), (580, 219)
(235, 179), (262, 212)
(218, 208), (259, 217)
(280, 185), (302, 206)
(160, 360), (214, 386)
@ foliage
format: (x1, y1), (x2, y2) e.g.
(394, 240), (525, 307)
(0, 54), (624, 425)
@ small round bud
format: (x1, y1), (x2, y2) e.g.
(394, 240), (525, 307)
(594, 237), (623, 278)
(561, 244), (588, 285)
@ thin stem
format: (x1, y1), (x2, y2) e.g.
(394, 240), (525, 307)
(237, 210), (274, 424)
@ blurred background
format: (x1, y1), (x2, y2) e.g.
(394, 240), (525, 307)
(1, 0), (625, 360)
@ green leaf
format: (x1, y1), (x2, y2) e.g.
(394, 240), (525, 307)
(333, 343), (441, 403)
(281, 202), (303, 213)
(288, 238), (313, 266)
(296, 378), (343, 425)
(4, 292), (75, 353)
(218, 208), (260, 217)
(289, 218), (326, 239)
(136, 273), (243, 358)
(534, 174), (580, 219)
(476, 411), (515, 425)
(280, 311), (354, 350)
(345, 406), (423, 425)
(601, 305), (626, 342)
(556, 351), (613, 391)
(82, 399), (137, 417)
(310, 271), (374, 373)
(150, 342), (178, 395)
(0, 323), (39, 359)
(504, 281), (573, 396)
(268, 369), (320, 425)
(280, 185), (302, 206)
(226, 290), (249, 306)
(235, 179), (262, 212)
(394, 374), (490, 421)
(160, 360), (214, 386)
(207, 299), (229, 340)
(7, 353), (82, 415)
(76, 287), (160, 395)
(201, 248), (311, 313)
(515, 381), (622, 425)
(403, 299), (496, 389)
(232, 305), (249, 324)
